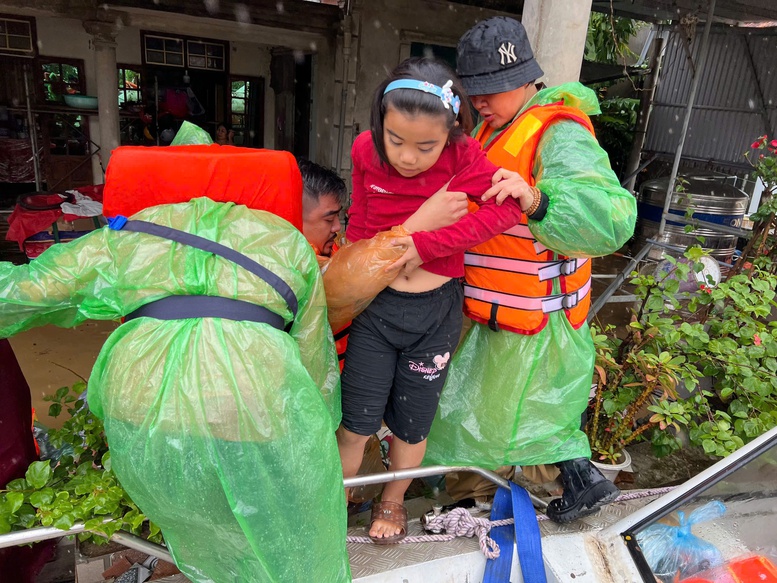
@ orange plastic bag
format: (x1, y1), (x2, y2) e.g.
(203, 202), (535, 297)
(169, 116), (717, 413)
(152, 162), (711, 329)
(322, 226), (408, 331)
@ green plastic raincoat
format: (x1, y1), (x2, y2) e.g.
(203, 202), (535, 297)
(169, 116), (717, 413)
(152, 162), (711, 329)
(0, 198), (350, 583)
(424, 83), (637, 468)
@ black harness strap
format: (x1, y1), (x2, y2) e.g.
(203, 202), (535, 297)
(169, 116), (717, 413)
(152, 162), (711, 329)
(113, 218), (296, 330)
(125, 295), (288, 331)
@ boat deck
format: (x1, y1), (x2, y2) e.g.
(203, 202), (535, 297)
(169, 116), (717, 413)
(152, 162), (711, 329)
(348, 489), (662, 582)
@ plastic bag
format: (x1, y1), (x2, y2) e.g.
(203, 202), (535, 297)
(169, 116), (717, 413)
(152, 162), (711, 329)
(322, 225), (408, 331)
(424, 314), (594, 468)
(170, 121), (213, 146)
(0, 198), (349, 583)
(637, 500), (726, 583)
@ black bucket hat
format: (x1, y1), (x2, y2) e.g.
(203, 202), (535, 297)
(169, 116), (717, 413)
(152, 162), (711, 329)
(457, 16), (544, 96)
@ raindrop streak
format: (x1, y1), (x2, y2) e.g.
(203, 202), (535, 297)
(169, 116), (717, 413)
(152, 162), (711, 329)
(276, 1), (285, 14)
(234, 4), (251, 25)
(203, 0), (219, 15)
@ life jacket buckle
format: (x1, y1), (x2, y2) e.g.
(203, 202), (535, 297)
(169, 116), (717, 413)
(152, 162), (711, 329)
(561, 289), (580, 310)
(560, 258), (581, 276)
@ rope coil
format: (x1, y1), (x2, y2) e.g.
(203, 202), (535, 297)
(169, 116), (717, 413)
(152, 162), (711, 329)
(345, 486), (676, 558)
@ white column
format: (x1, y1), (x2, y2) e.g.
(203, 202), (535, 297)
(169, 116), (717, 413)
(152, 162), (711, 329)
(522, 0), (593, 85)
(83, 21), (120, 164)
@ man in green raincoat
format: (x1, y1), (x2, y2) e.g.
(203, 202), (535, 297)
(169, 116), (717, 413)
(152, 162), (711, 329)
(424, 16), (637, 523)
(0, 146), (351, 582)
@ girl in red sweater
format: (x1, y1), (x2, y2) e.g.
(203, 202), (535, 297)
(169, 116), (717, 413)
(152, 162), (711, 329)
(338, 57), (527, 543)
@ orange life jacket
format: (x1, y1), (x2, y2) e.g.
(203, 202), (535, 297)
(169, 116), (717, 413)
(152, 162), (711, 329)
(333, 323), (349, 372)
(464, 102), (596, 335)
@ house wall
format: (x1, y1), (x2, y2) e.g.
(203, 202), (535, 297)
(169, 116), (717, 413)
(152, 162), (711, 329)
(2, 7), (319, 183)
(331, 0), (517, 177)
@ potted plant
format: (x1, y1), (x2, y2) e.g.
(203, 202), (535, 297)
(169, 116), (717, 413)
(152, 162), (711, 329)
(587, 319), (693, 479)
(0, 382), (162, 545)
(587, 227), (777, 475)
(586, 252), (710, 475)
(732, 134), (777, 275)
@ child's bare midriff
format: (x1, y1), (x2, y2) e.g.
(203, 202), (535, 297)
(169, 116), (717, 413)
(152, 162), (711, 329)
(389, 267), (452, 293)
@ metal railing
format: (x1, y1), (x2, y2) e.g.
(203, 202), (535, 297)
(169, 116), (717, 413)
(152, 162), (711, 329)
(344, 464), (548, 510)
(0, 466), (545, 559)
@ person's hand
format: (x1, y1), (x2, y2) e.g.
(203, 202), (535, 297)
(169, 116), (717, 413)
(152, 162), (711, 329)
(482, 168), (534, 210)
(387, 236), (422, 275)
(402, 180), (468, 232)
(228, 130), (235, 143)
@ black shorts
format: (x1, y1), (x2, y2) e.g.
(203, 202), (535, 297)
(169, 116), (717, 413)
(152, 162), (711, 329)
(340, 278), (464, 444)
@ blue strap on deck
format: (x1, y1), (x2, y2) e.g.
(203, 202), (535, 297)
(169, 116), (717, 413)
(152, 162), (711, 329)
(484, 481), (546, 583)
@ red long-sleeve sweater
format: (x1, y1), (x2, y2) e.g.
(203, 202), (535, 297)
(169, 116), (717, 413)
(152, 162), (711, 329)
(347, 131), (523, 278)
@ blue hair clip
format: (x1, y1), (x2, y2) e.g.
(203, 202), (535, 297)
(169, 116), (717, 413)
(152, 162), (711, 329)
(384, 79), (461, 116)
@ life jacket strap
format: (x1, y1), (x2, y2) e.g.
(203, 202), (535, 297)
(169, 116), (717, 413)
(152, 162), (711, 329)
(464, 255), (589, 282)
(464, 278), (592, 314)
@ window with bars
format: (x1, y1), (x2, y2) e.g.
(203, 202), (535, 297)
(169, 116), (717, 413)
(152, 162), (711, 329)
(41, 60), (85, 103)
(187, 40), (225, 71)
(117, 66), (142, 105)
(229, 77), (263, 147)
(144, 35), (184, 67)
(142, 33), (227, 71)
(0, 15), (35, 57)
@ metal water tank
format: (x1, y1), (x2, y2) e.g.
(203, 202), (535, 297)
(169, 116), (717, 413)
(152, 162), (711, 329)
(635, 175), (749, 261)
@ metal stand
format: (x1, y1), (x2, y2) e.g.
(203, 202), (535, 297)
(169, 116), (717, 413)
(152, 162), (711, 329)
(590, 0), (727, 320)
(23, 65), (42, 191)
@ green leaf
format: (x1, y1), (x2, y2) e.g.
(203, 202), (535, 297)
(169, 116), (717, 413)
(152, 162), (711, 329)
(0, 515), (11, 534)
(52, 514), (75, 530)
(16, 504), (37, 529)
(101, 452), (111, 472)
(4, 492), (24, 514)
(702, 439), (717, 454)
(55, 386), (69, 400)
(29, 489), (55, 508)
(48, 403), (62, 418)
(25, 461), (53, 489)
(5, 478), (28, 492)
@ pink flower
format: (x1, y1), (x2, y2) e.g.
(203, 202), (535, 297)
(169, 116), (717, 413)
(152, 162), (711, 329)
(754, 334), (762, 346)
(752, 136), (768, 149)
(770, 140), (777, 148)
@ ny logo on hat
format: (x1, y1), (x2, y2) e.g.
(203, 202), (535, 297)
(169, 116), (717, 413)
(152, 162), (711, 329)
(497, 41), (517, 66)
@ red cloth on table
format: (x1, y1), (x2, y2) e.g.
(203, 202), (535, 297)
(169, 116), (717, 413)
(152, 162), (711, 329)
(102, 145), (304, 230)
(4, 185), (104, 249)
